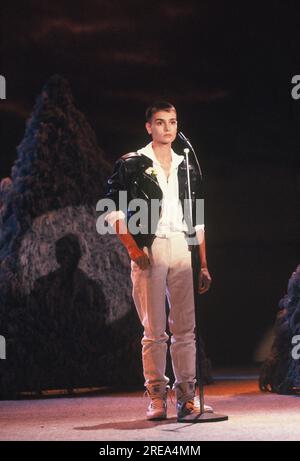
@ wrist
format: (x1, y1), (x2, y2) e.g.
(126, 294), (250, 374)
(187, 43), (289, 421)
(127, 245), (143, 260)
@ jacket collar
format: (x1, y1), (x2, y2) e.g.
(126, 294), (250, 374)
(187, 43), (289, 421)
(137, 142), (184, 171)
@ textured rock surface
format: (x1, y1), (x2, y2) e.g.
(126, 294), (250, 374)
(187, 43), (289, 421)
(259, 264), (300, 394)
(18, 206), (132, 324)
(0, 75), (143, 395)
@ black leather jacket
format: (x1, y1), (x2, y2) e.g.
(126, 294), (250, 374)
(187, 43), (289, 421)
(104, 152), (204, 248)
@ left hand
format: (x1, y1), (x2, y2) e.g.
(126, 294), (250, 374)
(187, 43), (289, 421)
(198, 267), (212, 294)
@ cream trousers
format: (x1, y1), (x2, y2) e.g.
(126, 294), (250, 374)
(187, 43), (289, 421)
(131, 232), (196, 386)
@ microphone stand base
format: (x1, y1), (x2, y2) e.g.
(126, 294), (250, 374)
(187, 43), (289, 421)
(177, 412), (229, 423)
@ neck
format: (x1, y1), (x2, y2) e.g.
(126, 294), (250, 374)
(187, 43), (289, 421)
(151, 141), (172, 161)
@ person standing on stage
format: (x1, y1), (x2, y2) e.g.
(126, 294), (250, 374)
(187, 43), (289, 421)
(102, 101), (212, 422)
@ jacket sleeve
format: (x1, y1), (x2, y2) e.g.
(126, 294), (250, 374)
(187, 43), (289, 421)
(103, 159), (128, 226)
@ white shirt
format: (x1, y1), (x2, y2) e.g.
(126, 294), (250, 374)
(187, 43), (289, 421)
(105, 142), (205, 239)
(137, 142), (204, 237)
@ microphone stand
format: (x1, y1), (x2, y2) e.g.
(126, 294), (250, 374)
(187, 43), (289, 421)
(181, 135), (228, 423)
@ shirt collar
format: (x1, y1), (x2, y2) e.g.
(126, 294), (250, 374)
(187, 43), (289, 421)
(137, 142), (184, 169)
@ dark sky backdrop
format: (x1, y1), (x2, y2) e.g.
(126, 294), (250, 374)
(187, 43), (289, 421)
(1, 0), (300, 365)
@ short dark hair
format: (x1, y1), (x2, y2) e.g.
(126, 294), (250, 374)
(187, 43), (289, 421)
(145, 101), (176, 122)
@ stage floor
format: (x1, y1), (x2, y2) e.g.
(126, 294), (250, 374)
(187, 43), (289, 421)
(1, 369), (300, 441)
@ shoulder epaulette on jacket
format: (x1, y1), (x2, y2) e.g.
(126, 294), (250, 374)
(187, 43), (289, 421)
(120, 152), (141, 160)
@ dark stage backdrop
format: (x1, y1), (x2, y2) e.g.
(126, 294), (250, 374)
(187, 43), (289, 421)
(1, 1), (300, 374)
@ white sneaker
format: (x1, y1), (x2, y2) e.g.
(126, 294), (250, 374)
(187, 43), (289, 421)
(146, 398), (167, 420)
(146, 383), (169, 420)
(175, 382), (214, 422)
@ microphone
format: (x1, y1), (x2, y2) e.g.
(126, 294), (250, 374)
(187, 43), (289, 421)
(178, 131), (194, 152)
(177, 131), (203, 180)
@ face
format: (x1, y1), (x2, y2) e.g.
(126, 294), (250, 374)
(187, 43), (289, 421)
(145, 109), (177, 144)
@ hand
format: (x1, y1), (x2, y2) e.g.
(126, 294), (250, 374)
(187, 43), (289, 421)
(114, 220), (151, 270)
(134, 252), (151, 270)
(128, 247), (151, 270)
(198, 267), (212, 294)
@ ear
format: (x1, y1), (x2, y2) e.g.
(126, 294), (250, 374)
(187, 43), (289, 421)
(145, 121), (152, 135)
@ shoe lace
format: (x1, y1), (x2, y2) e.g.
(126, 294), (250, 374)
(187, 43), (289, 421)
(149, 397), (166, 410)
(144, 385), (170, 405)
(185, 399), (195, 411)
(169, 387), (195, 409)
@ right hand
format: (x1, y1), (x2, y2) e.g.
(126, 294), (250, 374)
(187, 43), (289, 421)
(129, 248), (151, 270)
